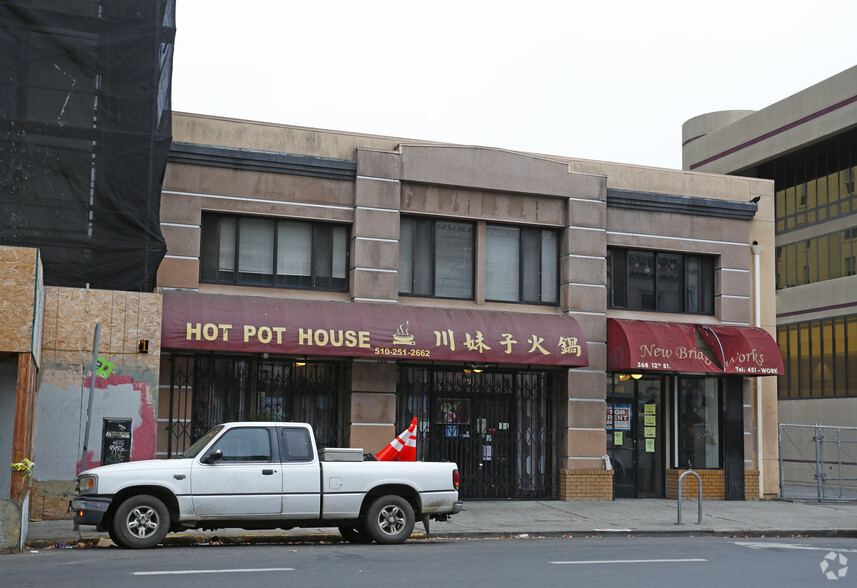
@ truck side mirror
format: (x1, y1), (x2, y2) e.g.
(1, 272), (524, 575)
(202, 448), (223, 464)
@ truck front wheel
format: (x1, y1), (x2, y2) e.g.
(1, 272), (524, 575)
(364, 495), (415, 544)
(112, 494), (170, 549)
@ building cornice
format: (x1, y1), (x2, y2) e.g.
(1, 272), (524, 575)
(168, 142), (357, 181)
(607, 188), (757, 220)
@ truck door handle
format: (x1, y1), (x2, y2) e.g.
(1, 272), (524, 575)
(262, 469), (274, 475)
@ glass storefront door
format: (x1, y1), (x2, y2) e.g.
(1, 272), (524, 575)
(607, 375), (665, 498)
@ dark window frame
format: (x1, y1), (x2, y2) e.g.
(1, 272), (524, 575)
(399, 216), (475, 300)
(607, 248), (715, 315)
(484, 223), (560, 305)
(200, 213), (349, 292)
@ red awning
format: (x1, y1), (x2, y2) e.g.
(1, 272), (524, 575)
(162, 291), (589, 367)
(607, 319), (721, 373)
(697, 324), (784, 376)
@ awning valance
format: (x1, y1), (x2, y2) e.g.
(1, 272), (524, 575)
(607, 318), (783, 376)
(162, 291), (589, 367)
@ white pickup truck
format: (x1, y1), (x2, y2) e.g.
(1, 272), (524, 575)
(71, 422), (462, 548)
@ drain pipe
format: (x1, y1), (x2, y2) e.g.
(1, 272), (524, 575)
(751, 241), (763, 498)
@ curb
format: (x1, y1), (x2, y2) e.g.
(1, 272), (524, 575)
(23, 527), (857, 550)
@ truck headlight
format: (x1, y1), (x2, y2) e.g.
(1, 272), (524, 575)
(77, 475), (97, 494)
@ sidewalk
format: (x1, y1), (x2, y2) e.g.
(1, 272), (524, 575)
(22, 498), (857, 549)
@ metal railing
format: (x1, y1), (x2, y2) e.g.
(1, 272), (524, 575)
(779, 423), (857, 501)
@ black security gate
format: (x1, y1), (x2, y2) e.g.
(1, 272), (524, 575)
(398, 367), (558, 500)
(166, 354), (346, 457)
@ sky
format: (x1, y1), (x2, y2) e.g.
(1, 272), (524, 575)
(171, 1), (857, 171)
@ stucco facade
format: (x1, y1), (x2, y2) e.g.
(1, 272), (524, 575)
(157, 113), (780, 500)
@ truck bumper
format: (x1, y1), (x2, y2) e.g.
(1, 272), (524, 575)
(452, 500), (463, 514)
(70, 496), (112, 527)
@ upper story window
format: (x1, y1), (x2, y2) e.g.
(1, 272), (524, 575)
(399, 217), (474, 299)
(607, 248), (714, 314)
(776, 226), (857, 288)
(755, 126), (857, 235)
(200, 213), (348, 291)
(485, 224), (559, 304)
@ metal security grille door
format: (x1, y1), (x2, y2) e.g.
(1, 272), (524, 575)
(166, 355), (345, 456)
(398, 367), (557, 500)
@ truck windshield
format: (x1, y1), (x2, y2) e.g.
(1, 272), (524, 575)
(180, 425), (225, 458)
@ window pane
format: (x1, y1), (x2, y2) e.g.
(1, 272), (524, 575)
(810, 322), (822, 396)
(817, 235), (829, 282)
(434, 221), (473, 298)
(656, 253), (682, 312)
(220, 217), (236, 273)
(200, 214), (222, 282)
(398, 218), (414, 293)
(611, 249), (626, 308)
(210, 428), (272, 462)
(798, 323), (811, 397)
(830, 235), (841, 280)
(700, 257), (714, 315)
(314, 224), (333, 289)
(806, 239), (818, 284)
(238, 218), (274, 285)
(678, 377), (720, 469)
(834, 318), (847, 396)
(281, 428), (313, 461)
(627, 250), (655, 310)
(485, 225), (519, 301)
(277, 221), (312, 288)
(414, 219), (433, 295)
(796, 240), (808, 286)
(521, 229), (541, 302)
(540, 230), (558, 304)
(848, 317), (857, 396)
(787, 324), (799, 398)
(777, 326), (788, 399)
(686, 256), (699, 311)
(821, 320), (834, 397)
(332, 226), (348, 289)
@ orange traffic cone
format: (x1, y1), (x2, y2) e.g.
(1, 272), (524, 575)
(375, 417), (417, 461)
(399, 421), (417, 461)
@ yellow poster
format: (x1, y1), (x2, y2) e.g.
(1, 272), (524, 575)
(614, 431), (623, 445)
(644, 427), (656, 438)
(646, 438), (655, 452)
(644, 404), (656, 415)
(644, 415), (656, 426)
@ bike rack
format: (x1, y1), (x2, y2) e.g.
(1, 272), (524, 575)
(676, 470), (702, 525)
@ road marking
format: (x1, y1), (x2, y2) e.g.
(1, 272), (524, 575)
(551, 559), (707, 565)
(735, 541), (857, 553)
(133, 568), (294, 576)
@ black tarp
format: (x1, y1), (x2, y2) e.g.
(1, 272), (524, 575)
(0, 0), (174, 291)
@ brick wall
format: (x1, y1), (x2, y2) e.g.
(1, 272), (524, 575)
(744, 470), (760, 499)
(665, 469), (725, 500)
(559, 469), (613, 501)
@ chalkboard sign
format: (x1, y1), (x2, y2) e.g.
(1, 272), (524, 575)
(101, 418), (132, 465)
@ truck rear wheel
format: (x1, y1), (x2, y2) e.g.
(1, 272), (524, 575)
(364, 495), (415, 544)
(112, 494), (170, 549)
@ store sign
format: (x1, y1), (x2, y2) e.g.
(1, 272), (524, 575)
(607, 319), (783, 375)
(606, 404), (631, 430)
(607, 319), (718, 373)
(162, 291), (589, 367)
(698, 324), (784, 375)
